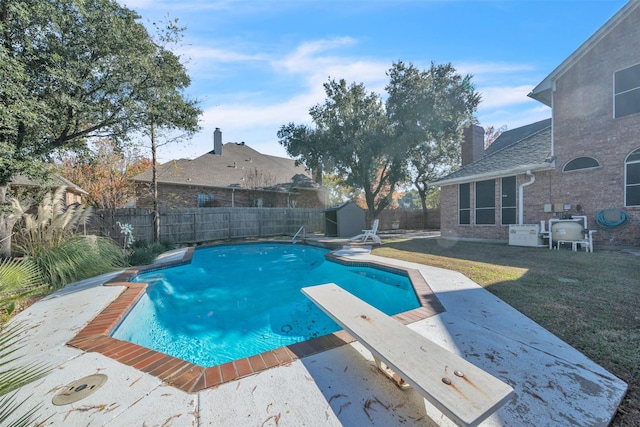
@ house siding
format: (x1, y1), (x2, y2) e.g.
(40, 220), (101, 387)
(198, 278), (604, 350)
(440, 4), (640, 247)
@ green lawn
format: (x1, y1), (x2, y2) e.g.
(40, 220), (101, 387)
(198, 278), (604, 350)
(373, 238), (639, 426)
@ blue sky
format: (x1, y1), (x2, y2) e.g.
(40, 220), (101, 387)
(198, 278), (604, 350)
(120, 0), (630, 162)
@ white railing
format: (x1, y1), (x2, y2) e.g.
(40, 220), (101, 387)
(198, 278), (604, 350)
(291, 225), (305, 244)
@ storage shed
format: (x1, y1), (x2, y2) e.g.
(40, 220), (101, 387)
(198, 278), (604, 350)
(324, 202), (365, 237)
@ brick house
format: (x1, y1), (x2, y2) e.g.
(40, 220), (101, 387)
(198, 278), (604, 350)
(131, 128), (328, 209)
(433, 0), (640, 247)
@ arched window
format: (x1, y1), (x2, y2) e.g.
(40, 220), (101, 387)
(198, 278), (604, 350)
(563, 157), (600, 172)
(625, 148), (640, 207)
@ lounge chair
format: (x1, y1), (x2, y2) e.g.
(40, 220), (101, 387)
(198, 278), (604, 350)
(349, 219), (380, 244)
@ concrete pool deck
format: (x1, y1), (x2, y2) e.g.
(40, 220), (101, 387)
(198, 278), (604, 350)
(5, 243), (628, 426)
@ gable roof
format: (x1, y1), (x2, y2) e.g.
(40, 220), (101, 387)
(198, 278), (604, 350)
(131, 142), (318, 191)
(529, 0), (640, 106)
(432, 122), (554, 186)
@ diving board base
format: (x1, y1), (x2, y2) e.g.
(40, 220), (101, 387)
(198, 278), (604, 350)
(302, 283), (514, 427)
(373, 355), (410, 389)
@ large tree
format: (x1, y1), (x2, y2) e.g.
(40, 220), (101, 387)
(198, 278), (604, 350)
(386, 61), (481, 216)
(57, 139), (152, 209)
(278, 79), (405, 220)
(133, 19), (201, 242)
(0, 0), (200, 256)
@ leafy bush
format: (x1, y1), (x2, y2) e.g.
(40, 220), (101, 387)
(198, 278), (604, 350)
(125, 247), (153, 266)
(126, 240), (174, 266)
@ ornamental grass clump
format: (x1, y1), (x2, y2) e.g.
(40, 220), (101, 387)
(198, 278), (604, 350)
(11, 187), (126, 289)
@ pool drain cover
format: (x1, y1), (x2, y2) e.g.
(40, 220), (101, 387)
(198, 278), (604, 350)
(52, 374), (108, 405)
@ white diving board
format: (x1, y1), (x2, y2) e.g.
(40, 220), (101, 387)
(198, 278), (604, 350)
(302, 283), (514, 427)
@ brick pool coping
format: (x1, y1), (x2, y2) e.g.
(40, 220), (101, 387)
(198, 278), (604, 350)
(67, 244), (445, 393)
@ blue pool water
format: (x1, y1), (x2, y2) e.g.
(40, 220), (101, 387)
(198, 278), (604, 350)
(112, 244), (419, 367)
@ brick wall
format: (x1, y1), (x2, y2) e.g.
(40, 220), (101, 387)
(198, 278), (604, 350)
(439, 6), (640, 247)
(441, 169), (640, 246)
(133, 183), (327, 209)
(546, 5), (640, 246)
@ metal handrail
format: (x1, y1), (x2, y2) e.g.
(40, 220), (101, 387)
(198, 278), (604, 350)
(291, 225), (305, 244)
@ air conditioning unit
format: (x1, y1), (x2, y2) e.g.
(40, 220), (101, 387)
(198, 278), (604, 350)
(509, 224), (544, 247)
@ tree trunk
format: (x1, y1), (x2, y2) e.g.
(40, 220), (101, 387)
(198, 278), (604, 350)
(0, 185), (17, 258)
(415, 179), (429, 228)
(151, 122), (160, 243)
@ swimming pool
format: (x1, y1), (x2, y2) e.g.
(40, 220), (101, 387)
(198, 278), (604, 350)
(112, 244), (419, 367)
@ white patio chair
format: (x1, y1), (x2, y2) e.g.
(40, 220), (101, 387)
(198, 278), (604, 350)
(349, 219), (381, 244)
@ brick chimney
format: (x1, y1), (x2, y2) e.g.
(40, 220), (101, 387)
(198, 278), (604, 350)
(461, 124), (484, 166)
(213, 128), (222, 155)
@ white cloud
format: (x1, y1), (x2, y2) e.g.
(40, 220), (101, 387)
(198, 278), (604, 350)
(456, 61), (536, 78)
(478, 85), (536, 109)
(118, 0), (238, 13)
(117, 0), (154, 9)
(154, 31), (554, 162)
(180, 45), (267, 64)
(478, 105), (551, 131)
(273, 38), (390, 92)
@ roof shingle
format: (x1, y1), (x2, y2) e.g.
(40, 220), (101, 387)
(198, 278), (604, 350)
(433, 123), (554, 186)
(131, 142), (317, 190)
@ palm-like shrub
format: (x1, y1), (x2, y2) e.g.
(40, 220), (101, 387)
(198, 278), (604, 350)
(12, 187), (126, 289)
(0, 259), (49, 426)
(28, 235), (127, 289)
(0, 258), (44, 320)
(0, 322), (50, 426)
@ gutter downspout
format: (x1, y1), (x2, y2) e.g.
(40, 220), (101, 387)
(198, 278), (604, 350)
(518, 170), (535, 225)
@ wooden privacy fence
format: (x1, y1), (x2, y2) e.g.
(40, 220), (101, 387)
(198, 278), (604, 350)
(376, 208), (440, 231)
(90, 208), (326, 246)
(89, 207), (440, 247)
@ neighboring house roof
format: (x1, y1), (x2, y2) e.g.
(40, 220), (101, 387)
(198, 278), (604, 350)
(432, 123), (554, 186)
(10, 174), (88, 195)
(529, 0), (640, 106)
(131, 142), (318, 191)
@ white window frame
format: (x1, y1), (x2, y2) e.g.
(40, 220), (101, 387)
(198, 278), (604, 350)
(625, 148), (640, 207)
(562, 157), (601, 173)
(614, 63), (640, 119)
